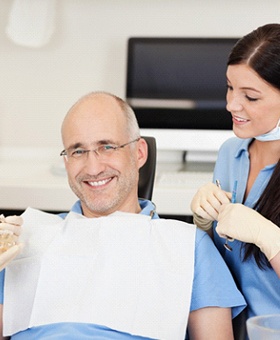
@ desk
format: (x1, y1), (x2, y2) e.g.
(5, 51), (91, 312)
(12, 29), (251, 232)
(0, 156), (213, 216)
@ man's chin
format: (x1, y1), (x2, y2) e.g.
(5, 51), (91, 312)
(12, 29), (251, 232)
(81, 198), (118, 217)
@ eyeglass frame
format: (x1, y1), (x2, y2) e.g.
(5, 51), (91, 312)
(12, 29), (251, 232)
(60, 137), (141, 162)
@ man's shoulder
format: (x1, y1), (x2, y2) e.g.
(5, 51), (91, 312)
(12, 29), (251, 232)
(193, 228), (223, 255)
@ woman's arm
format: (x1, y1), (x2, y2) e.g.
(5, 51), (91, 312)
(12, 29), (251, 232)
(270, 251), (280, 277)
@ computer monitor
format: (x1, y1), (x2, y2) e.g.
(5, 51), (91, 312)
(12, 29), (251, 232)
(126, 37), (238, 154)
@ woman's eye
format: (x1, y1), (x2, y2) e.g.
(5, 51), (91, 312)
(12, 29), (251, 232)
(245, 95), (258, 102)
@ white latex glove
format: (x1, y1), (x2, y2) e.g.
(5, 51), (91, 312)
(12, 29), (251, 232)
(191, 182), (231, 231)
(216, 203), (280, 261)
(0, 215), (23, 271)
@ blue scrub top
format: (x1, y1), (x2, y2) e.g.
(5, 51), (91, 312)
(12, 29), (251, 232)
(213, 137), (280, 319)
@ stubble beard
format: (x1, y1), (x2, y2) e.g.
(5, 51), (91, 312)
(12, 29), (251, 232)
(68, 166), (138, 216)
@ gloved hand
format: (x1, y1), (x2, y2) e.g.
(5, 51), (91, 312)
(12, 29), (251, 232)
(191, 182), (231, 231)
(192, 212), (213, 231)
(216, 203), (280, 261)
(0, 215), (23, 271)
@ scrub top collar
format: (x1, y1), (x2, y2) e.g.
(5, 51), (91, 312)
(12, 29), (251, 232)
(69, 199), (159, 220)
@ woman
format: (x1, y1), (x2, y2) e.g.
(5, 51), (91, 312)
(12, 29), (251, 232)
(191, 23), (280, 324)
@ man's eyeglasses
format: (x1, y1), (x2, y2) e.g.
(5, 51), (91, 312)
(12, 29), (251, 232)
(60, 138), (140, 162)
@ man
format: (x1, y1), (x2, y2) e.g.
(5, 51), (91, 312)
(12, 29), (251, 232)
(0, 92), (246, 339)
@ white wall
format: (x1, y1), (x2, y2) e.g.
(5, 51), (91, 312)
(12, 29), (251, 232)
(0, 0), (279, 152)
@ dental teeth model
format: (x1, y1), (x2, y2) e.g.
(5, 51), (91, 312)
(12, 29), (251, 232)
(0, 215), (20, 254)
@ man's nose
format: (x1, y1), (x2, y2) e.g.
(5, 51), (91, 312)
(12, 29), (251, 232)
(82, 151), (107, 174)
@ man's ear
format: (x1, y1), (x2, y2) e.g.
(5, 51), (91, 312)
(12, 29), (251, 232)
(137, 138), (148, 169)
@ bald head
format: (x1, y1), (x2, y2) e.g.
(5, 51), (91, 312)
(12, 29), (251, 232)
(61, 92), (140, 145)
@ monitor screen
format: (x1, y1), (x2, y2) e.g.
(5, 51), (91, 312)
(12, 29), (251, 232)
(126, 37), (239, 132)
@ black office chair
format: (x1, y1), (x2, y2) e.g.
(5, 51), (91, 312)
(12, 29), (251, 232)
(233, 305), (248, 339)
(138, 136), (157, 201)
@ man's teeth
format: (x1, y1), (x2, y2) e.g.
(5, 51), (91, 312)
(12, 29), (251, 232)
(235, 116), (247, 122)
(88, 178), (110, 186)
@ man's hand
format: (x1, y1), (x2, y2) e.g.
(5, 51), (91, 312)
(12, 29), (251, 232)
(0, 215), (23, 271)
(217, 204), (280, 260)
(191, 182), (231, 230)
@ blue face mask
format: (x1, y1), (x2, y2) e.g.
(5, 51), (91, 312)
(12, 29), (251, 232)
(255, 119), (280, 141)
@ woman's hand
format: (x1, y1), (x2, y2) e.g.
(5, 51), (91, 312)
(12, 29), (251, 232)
(216, 204), (280, 261)
(191, 182), (231, 230)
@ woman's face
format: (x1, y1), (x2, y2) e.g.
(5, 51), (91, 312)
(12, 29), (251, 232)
(226, 64), (280, 139)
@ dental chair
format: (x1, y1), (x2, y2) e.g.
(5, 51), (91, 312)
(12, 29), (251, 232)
(233, 308), (247, 339)
(138, 136), (157, 200)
